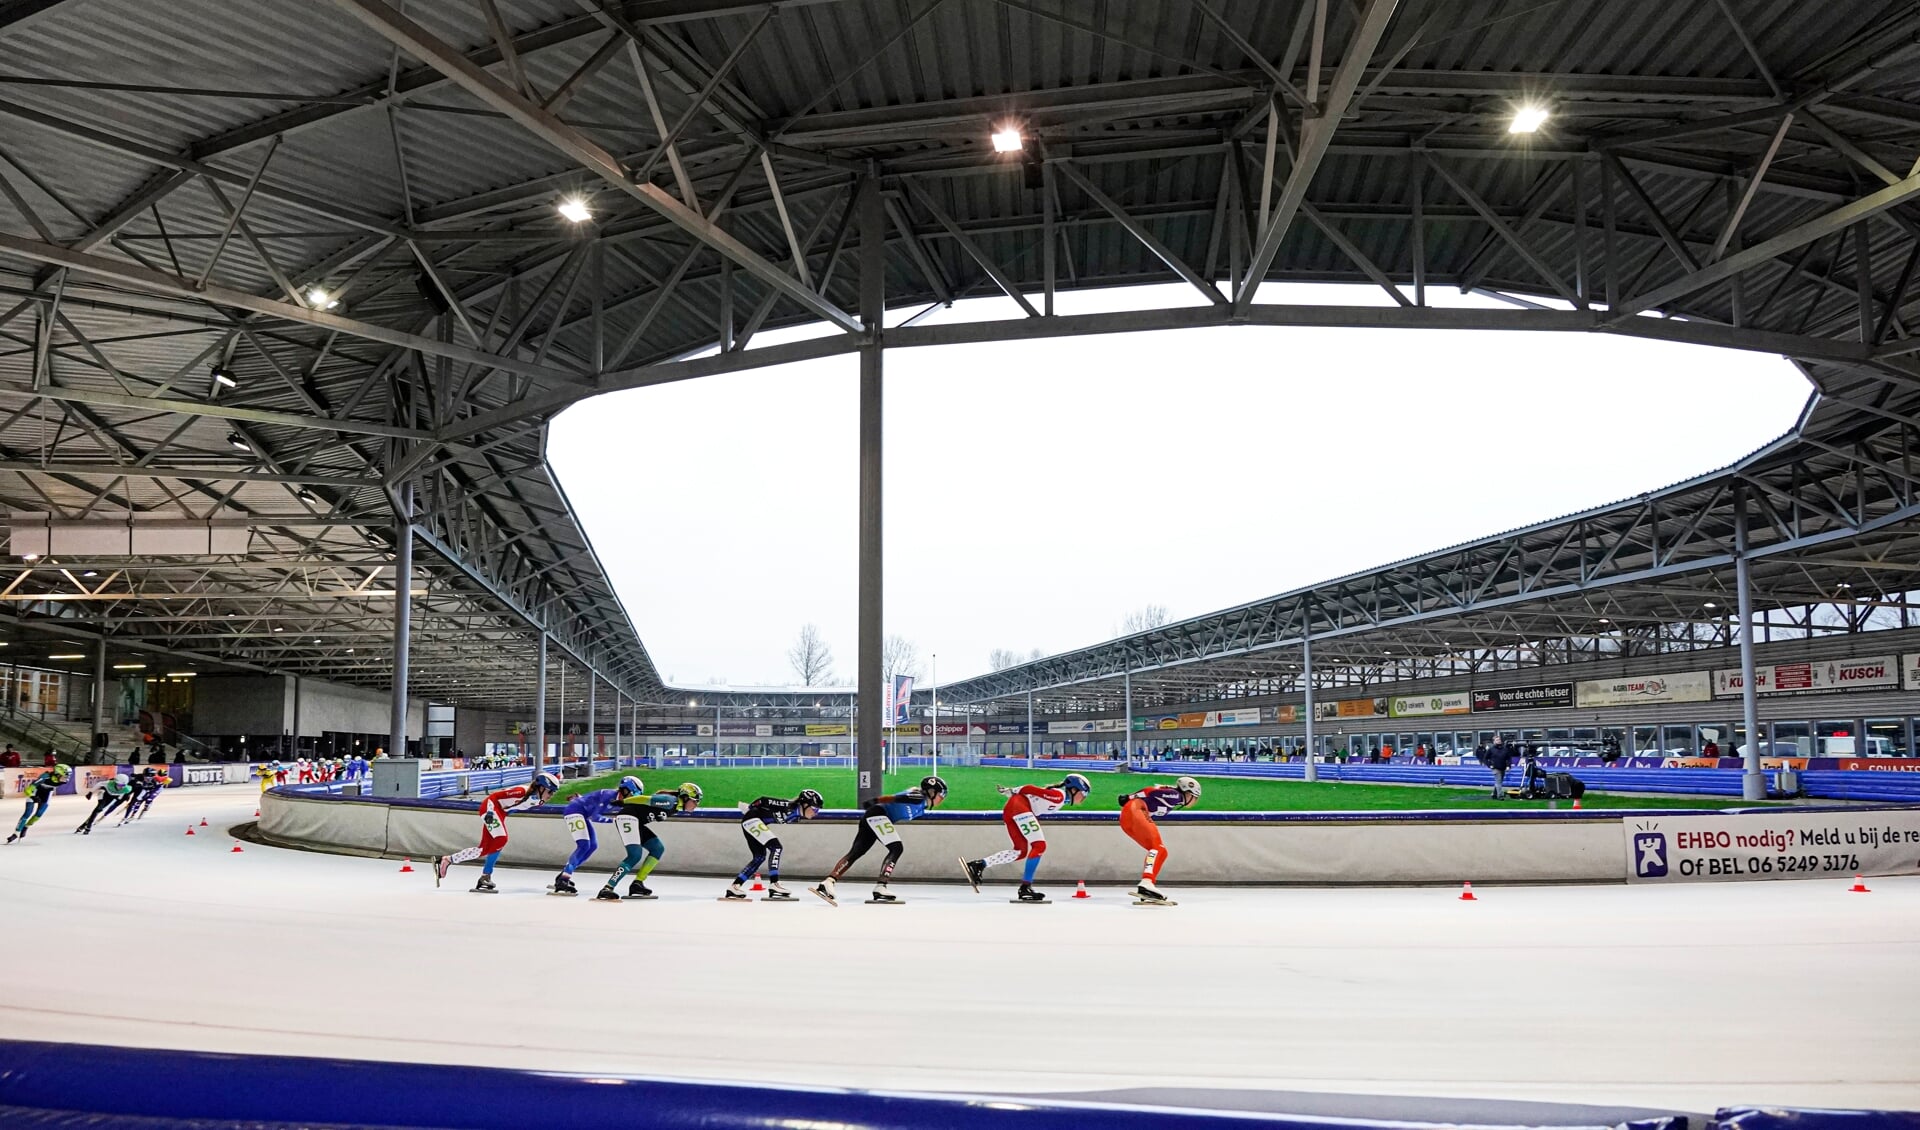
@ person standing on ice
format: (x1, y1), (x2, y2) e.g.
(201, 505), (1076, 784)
(74, 772), (132, 834)
(810, 775), (946, 906)
(1117, 776), (1201, 904)
(7, 763), (71, 843)
(434, 771), (558, 893)
(551, 776), (645, 896)
(960, 774), (1091, 902)
(725, 789), (824, 901)
(594, 781), (701, 901)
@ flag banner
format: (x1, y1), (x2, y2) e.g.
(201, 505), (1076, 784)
(890, 675), (915, 724)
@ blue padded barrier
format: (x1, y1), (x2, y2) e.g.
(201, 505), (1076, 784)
(0, 1039), (1667, 1130)
(1712, 1110), (1920, 1130)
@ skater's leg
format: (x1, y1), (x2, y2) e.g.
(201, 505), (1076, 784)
(480, 850), (501, 876)
(1021, 836), (1047, 883)
(1121, 800), (1166, 881)
(446, 845), (484, 867)
(562, 816), (596, 874)
(737, 828), (769, 884)
(605, 843), (648, 887)
(826, 816), (881, 881)
(763, 837), (783, 880)
(876, 840), (905, 884)
(631, 831), (665, 881)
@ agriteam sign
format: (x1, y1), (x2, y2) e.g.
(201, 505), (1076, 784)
(1576, 671), (1711, 708)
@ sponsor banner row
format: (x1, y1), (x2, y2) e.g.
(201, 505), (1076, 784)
(1715, 656), (1901, 697)
(1473, 683), (1573, 712)
(1388, 692), (1472, 719)
(1626, 809), (1920, 884)
(1575, 670), (1713, 708)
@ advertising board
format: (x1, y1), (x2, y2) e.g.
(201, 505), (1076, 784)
(1713, 655), (1899, 697)
(1576, 671), (1711, 708)
(1625, 809), (1920, 883)
(1387, 692), (1472, 719)
(1471, 683), (1573, 712)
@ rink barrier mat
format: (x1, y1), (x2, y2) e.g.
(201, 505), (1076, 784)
(256, 783), (1920, 884)
(3, 1040), (1917, 1130)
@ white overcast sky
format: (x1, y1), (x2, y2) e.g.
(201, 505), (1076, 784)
(548, 283), (1811, 690)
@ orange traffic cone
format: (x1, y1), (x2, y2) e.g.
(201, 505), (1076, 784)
(1849, 874), (1870, 893)
(1073, 880), (1090, 899)
(750, 874), (765, 891)
(399, 858), (415, 873)
(253, 809), (260, 818)
(1571, 799), (1582, 810)
(230, 842), (244, 853)
(185, 826), (195, 836)
(1459, 881), (1478, 901)
(199, 818), (208, 827)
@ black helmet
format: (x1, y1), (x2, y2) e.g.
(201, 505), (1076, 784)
(919, 775), (948, 800)
(796, 788), (824, 809)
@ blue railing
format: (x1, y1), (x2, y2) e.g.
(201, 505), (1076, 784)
(2, 1039), (1916, 1130)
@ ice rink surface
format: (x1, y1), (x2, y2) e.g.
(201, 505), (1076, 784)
(5, 784), (1918, 1115)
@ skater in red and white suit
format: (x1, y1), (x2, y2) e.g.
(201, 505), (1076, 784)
(960, 774), (1091, 902)
(433, 772), (559, 893)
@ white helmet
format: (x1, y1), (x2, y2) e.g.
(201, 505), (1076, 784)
(1175, 775), (1202, 798)
(114, 773), (129, 787)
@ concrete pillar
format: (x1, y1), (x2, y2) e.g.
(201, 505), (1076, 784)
(854, 172), (885, 803)
(389, 484), (413, 760)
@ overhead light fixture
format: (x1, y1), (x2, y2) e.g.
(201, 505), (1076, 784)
(557, 196), (592, 223)
(80, 570), (97, 578)
(273, 626), (284, 632)
(1509, 105), (1549, 134)
(21, 553), (38, 562)
(210, 366), (238, 389)
(1703, 601), (1718, 610)
(991, 124), (1024, 153)
(1597, 617), (1610, 624)
(48, 653), (85, 660)
(227, 432), (252, 452)
(166, 671), (196, 678)
(112, 663), (147, 670)
(1836, 582), (1852, 590)
(305, 286), (341, 310)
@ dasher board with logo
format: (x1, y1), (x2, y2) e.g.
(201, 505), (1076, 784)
(1625, 810), (1920, 883)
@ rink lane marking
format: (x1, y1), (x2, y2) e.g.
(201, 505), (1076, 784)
(7, 1001), (1915, 1097)
(5, 866), (1916, 957)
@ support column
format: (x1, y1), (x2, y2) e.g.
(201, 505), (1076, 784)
(1735, 495), (1764, 801)
(388, 484), (414, 760)
(532, 635), (547, 772)
(855, 171), (886, 803)
(557, 663), (567, 768)
(1026, 687), (1034, 768)
(1303, 637), (1318, 781)
(586, 670), (596, 769)
(290, 674), (302, 760)
(1123, 668), (1133, 764)
(92, 636), (110, 759)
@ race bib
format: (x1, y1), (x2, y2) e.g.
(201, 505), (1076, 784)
(743, 817), (771, 841)
(614, 815), (641, 842)
(481, 810), (503, 833)
(1014, 813), (1043, 838)
(564, 813), (588, 836)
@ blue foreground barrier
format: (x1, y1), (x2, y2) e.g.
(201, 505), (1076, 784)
(2, 1040), (1914, 1130)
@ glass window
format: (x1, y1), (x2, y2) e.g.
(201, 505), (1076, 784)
(1772, 721), (1812, 756)
(1632, 725), (1658, 754)
(1816, 719), (1859, 756)
(1865, 718), (1908, 758)
(1661, 724), (1695, 754)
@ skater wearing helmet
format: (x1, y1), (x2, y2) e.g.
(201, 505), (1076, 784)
(120, 767), (164, 824)
(434, 770), (559, 892)
(594, 781), (702, 901)
(725, 788), (824, 901)
(74, 773), (133, 835)
(960, 773), (1092, 902)
(550, 775), (647, 896)
(1118, 776), (1201, 904)
(6, 763), (71, 843)
(810, 775), (947, 906)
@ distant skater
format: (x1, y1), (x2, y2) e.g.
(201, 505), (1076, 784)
(960, 774), (1090, 902)
(810, 776), (947, 906)
(434, 771), (559, 892)
(724, 789), (824, 901)
(1117, 776), (1201, 904)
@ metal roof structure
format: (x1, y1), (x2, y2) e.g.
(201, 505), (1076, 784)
(2, 0), (1919, 726)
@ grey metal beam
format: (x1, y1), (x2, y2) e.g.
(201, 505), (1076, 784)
(329, 0), (863, 335)
(1235, 0), (1402, 312)
(900, 179), (1038, 316)
(1053, 161), (1226, 305)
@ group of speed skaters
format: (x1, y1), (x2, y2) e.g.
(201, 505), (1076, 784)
(432, 770), (1205, 905)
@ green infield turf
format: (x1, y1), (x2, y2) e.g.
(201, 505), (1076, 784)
(551, 764), (1778, 812)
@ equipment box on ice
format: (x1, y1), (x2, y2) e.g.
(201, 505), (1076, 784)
(369, 759), (422, 799)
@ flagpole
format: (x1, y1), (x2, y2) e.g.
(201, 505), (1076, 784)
(930, 653), (938, 779)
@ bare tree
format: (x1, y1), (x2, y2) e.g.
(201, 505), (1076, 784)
(988, 647), (1020, 671)
(787, 623), (835, 686)
(1028, 647), (1044, 662)
(882, 634), (921, 684)
(1120, 604), (1169, 634)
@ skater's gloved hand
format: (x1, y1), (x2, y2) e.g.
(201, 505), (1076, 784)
(997, 785), (1014, 796)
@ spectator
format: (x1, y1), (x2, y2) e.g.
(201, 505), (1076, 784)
(1482, 739), (1512, 800)
(1702, 738), (1720, 758)
(1, 745), (18, 769)
(43, 751), (58, 767)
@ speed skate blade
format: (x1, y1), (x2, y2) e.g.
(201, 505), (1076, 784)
(624, 893), (658, 900)
(865, 897), (905, 905)
(547, 888), (577, 897)
(958, 856), (980, 893)
(809, 886), (838, 907)
(1011, 898), (1052, 904)
(1132, 898), (1177, 907)
(763, 894), (797, 902)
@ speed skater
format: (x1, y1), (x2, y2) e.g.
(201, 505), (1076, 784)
(594, 781), (702, 901)
(810, 775), (946, 906)
(551, 776), (642, 896)
(725, 788), (823, 901)
(433, 771), (559, 892)
(7, 763), (72, 843)
(960, 773), (1090, 902)
(75, 773), (132, 834)
(1118, 775), (1201, 903)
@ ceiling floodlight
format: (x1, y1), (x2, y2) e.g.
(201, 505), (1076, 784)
(1703, 601), (1719, 610)
(1509, 105), (1549, 134)
(166, 671), (196, 677)
(210, 366), (238, 389)
(991, 124), (1024, 153)
(305, 286), (341, 310)
(557, 196), (593, 223)
(22, 553), (38, 561)
(227, 432), (252, 452)
(113, 663), (147, 670)
(48, 653), (85, 660)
